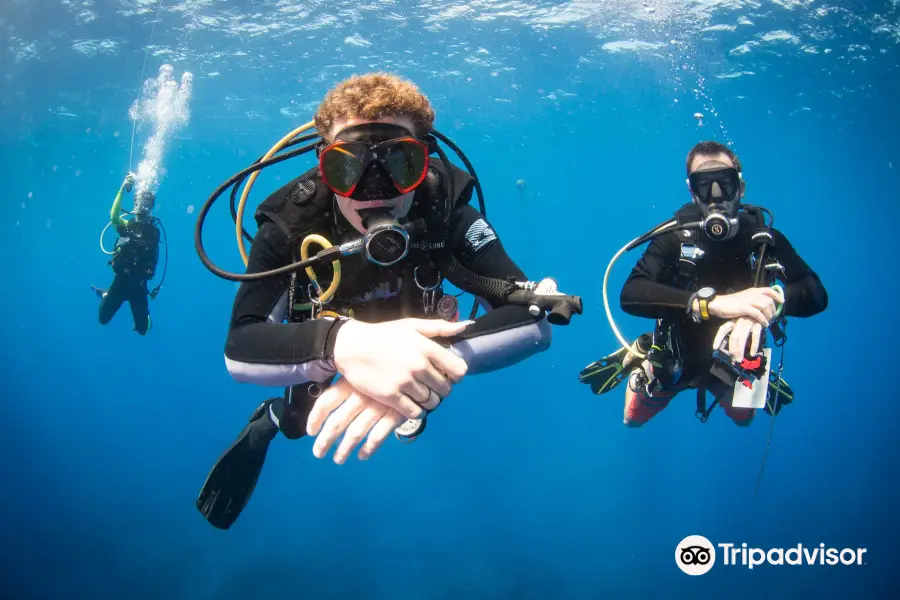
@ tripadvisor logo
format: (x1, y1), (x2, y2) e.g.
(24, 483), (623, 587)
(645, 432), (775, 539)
(675, 535), (867, 574)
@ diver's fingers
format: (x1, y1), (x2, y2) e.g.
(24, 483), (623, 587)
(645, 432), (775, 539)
(750, 323), (762, 357)
(713, 321), (734, 352)
(419, 389), (443, 412)
(758, 287), (782, 302)
(306, 380), (352, 437)
(333, 401), (387, 465)
(739, 319), (755, 361)
(745, 306), (769, 327)
(772, 286), (785, 305)
(414, 363), (453, 401)
(400, 376), (431, 406)
(358, 410), (406, 460)
(728, 319), (746, 362)
(758, 298), (776, 323)
(312, 392), (365, 460)
(423, 342), (469, 383)
(727, 323), (740, 362)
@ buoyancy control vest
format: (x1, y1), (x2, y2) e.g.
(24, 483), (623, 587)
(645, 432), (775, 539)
(667, 202), (777, 294)
(253, 158), (476, 321)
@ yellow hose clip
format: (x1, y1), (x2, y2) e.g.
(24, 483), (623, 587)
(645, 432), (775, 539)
(292, 233), (342, 314)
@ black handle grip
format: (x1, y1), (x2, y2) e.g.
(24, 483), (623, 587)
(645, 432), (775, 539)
(548, 301), (573, 325)
(506, 290), (583, 325)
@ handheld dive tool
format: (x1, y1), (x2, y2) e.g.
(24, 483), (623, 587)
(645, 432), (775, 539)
(394, 275), (582, 443)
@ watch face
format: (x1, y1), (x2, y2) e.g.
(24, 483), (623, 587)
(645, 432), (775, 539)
(698, 287), (715, 299)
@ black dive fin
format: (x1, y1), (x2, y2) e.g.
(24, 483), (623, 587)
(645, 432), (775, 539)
(764, 372), (794, 416)
(197, 399), (279, 529)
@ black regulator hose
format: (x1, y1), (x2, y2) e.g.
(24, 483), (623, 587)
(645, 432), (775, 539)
(194, 142), (323, 282)
(441, 256), (582, 325)
(431, 130), (486, 217)
(229, 133), (321, 244)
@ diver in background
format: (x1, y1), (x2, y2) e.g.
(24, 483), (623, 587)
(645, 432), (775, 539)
(579, 140), (827, 426)
(93, 173), (162, 335)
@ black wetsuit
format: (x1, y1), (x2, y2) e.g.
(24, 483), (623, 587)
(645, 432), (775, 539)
(225, 162), (546, 437)
(620, 206), (828, 385)
(99, 219), (160, 335)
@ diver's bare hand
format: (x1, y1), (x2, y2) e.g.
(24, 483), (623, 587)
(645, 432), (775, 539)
(707, 287), (783, 326)
(713, 317), (764, 362)
(307, 378), (408, 463)
(122, 173), (135, 192)
(331, 318), (470, 420)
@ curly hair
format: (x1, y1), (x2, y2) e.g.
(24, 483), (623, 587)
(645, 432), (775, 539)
(314, 72), (435, 142)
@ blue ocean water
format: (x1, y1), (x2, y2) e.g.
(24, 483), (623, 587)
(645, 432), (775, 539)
(2, 1), (899, 598)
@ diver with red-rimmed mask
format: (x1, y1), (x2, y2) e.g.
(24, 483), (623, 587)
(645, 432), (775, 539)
(193, 72), (583, 529)
(579, 140), (827, 428)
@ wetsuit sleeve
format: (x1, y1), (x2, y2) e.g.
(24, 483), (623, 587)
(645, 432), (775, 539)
(771, 228), (828, 317)
(619, 232), (691, 320)
(436, 204), (550, 374)
(223, 220), (344, 387)
(110, 186), (128, 230)
(448, 204), (527, 307)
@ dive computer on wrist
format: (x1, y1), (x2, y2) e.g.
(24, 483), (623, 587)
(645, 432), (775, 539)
(696, 287), (716, 321)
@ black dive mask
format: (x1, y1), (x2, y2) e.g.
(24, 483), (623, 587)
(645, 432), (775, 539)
(351, 161), (400, 201)
(688, 164), (742, 242)
(328, 123), (428, 201)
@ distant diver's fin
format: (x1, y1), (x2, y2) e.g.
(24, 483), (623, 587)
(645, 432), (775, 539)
(578, 346), (633, 395)
(764, 371), (794, 416)
(196, 399), (280, 530)
(579, 334), (651, 396)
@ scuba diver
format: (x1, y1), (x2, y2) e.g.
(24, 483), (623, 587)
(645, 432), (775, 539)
(579, 140), (827, 427)
(93, 173), (165, 336)
(193, 72), (582, 529)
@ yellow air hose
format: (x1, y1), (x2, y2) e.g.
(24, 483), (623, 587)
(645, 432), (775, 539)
(300, 234), (340, 304)
(234, 119), (342, 307)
